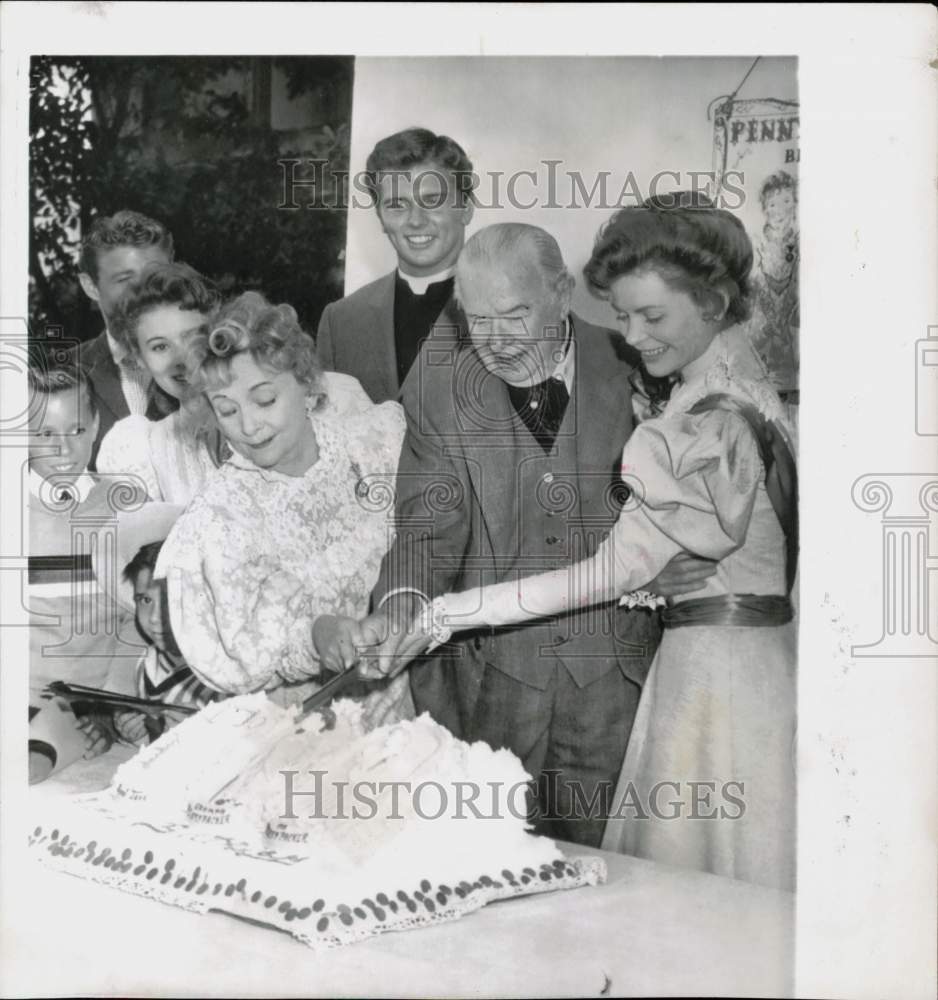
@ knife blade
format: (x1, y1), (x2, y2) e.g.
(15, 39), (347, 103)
(298, 663), (362, 719)
(44, 681), (199, 717)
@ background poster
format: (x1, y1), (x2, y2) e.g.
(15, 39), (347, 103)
(710, 91), (801, 392)
(344, 56), (798, 331)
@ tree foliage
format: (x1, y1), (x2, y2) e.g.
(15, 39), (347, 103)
(29, 56), (353, 347)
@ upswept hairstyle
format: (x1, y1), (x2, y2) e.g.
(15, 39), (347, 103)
(363, 127), (476, 207)
(78, 210), (175, 282)
(110, 261), (221, 361)
(584, 190), (753, 326)
(194, 291), (323, 398)
(28, 364), (98, 421)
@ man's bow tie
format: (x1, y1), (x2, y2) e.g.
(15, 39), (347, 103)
(507, 374), (570, 451)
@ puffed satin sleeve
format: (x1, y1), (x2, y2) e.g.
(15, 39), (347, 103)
(96, 415), (162, 501)
(442, 409), (764, 630)
(158, 501), (319, 695)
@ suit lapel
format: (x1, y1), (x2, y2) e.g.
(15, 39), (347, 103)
(455, 348), (522, 559)
(569, 318), (633, 525)
(84, 335), (128, 424)
(365, 273), (398, 401)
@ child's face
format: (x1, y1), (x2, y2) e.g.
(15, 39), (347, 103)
(764, 189), (796, 228)
(28, 387), (99, 482)
(132, 567), (182, 658)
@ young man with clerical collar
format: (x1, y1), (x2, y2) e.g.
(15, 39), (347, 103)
(316, 127), (475, 403)
(74, 210), (175, 469)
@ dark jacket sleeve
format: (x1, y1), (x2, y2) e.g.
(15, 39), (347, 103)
(316, 303), (337, 370)
(371, 365), (472, 608)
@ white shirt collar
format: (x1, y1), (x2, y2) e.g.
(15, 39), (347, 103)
(105, 327), (128, 366)
(29, 468), (96, 503)
(397, 266), (456, 296)
(553, 317), (575, 392)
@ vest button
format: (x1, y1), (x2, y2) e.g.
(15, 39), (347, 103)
(546, 535), (561, 545)
(542, 473), (554, 484)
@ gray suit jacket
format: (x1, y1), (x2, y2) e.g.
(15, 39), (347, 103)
(317, 271), (455, 404)
(373, 310), (662, 692)
(73, 332), (130, 471)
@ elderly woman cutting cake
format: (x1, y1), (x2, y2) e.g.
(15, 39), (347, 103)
(155, 291), (410, 721)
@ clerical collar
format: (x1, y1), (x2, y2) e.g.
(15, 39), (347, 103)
(397, 266), (455, 296)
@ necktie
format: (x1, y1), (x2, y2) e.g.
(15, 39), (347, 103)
(508, 375), (570, 452)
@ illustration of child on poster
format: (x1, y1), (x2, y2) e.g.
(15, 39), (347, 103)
(709, 93), (800, 399)
(749, 169), (799, 397)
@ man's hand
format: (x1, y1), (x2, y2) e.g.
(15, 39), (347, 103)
(312, 614), (369, 674)
(356, 593), (431, 680)
(648, 552), (718, 597)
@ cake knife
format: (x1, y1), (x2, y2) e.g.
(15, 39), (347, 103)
(298, 663), (362, 718)
(43, 680), (199, 717)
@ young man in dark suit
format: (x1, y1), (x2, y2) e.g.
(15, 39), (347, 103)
(316, 128), (474, 403)
(74, 210), (175, 469)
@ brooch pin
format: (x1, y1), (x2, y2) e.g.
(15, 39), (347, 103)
(350, 461), (370, 500)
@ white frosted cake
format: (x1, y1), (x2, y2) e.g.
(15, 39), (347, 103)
(30, 695), (605, 949)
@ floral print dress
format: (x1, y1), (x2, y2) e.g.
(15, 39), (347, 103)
(155, 401), (408, 714)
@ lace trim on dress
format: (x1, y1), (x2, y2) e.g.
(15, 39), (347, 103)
(665, 327), (789, 428)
